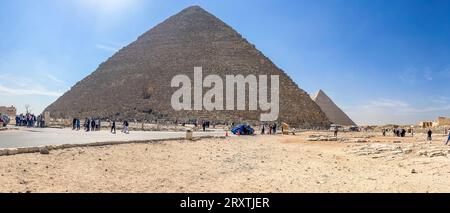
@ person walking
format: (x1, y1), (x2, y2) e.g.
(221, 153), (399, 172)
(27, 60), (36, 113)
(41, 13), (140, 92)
(111, 120), (116, 134)
(84, 118), (89, 132)
(427, 129), (433, 141)
(261, 124), (265, 135)
(122, 120), (129, 134)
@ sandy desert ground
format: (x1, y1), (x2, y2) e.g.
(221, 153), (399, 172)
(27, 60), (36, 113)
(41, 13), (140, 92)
(0, 130), (449, 193)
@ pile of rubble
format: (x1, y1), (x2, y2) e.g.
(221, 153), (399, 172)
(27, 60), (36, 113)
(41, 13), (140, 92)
(416, 145), (450, 158)
(348, 142), (450, 159)
(305, 135), (339, 142)
(349, 143), (414, 158)
(305, 134), (376, 143)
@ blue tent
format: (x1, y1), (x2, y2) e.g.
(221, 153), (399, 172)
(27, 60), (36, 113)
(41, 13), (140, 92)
(231, 125), (254, 135)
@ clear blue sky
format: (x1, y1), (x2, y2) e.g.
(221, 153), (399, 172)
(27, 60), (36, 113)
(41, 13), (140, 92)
(1, 0), (449, 125)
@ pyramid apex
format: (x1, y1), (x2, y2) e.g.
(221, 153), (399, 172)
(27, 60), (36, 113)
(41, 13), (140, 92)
(185, 5), (203, 10)
(318, 89), (326, 95)
(313, 89), (326, 100)
(180, 5), (208, 13)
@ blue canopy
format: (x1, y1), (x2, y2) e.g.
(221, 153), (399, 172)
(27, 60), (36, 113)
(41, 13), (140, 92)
(231, 124), (254, 135)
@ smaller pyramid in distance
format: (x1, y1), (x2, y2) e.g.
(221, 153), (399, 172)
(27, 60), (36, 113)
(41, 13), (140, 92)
(312, 90), (356, 126)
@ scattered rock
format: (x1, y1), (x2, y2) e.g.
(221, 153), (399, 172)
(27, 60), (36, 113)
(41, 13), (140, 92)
(411, 169), (417, 174)
(427, 150), (446, 158)
(402, 148), (413, 154)
(417, 150), (428, 156)
(39, 147), (50, 155)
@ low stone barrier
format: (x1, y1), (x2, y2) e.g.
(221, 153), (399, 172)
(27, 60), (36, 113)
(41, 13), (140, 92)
(0, 135), (226, 157)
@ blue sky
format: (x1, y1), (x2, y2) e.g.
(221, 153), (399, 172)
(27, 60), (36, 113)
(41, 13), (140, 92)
(0, 0), (449, 125)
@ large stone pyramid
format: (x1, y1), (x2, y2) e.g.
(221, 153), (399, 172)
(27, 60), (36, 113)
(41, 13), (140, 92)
(45, 6), (330, 128)
(312, 90), (356, 126)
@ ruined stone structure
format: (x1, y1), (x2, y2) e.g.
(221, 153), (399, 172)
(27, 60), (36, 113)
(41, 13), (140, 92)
(45, 6), (330, 128)
(312, 90), (356, 126)
(419, 121), (433, 128)
(0, 106), (16, 117)
(436, 117), (450, 126)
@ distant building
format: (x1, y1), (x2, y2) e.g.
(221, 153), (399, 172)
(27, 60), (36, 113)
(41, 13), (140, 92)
(435, 117), (450, 126)
(419, 121), (433, 128)
(419, 117), (450, 128)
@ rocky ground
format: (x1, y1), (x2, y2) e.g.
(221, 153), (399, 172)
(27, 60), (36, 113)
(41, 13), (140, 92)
(0, 131), (449, 193)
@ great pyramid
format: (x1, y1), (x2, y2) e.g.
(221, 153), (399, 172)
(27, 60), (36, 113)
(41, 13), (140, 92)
(312, 90), (356, 126)
(45, 6), (330, 128)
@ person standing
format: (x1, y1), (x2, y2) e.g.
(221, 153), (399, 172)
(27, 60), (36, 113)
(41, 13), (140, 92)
(261, 124), (265, 135)
(382, 129), (386, 136)
(427, 129), (433, 141)
(76, 119), (80, 131)
(91, 118), (94, 131)
(334, 126), (338, 137)
(95, 119), (100, 131)
(72, 118), (76, 130)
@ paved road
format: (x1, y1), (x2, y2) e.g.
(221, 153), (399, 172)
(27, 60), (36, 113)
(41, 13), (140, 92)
(0, 127), (225, 149)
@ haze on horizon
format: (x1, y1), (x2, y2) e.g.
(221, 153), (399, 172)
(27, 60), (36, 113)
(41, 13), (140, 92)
(0, 0), (449, 125)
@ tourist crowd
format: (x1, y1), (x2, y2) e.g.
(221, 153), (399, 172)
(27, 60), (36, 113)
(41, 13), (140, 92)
(71, 118), (130, 134)
(15, 114), (46, 128)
